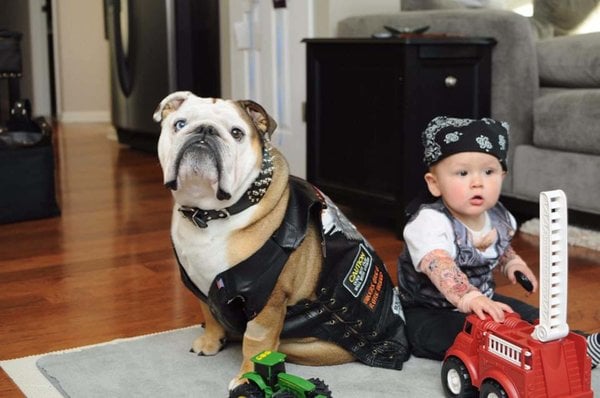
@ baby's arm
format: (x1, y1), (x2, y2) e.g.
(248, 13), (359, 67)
(499, 245), (538, 293)
(420, 249), (512, 322)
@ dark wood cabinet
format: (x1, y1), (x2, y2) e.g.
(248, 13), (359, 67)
(305, 37), (496, 234)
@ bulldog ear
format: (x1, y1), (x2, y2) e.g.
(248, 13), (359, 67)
(238, 100), (277, 139)
(153, 91), (192, 123)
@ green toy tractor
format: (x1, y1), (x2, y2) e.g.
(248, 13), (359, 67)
(229, 350), (332, 398)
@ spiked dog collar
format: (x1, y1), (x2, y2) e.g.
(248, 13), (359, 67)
(178, 144), (274, 228)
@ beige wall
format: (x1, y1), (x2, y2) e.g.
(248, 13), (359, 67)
(53, 0), (110, 122)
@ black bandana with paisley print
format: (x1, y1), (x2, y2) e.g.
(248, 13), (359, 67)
(422, 116), (510, 171)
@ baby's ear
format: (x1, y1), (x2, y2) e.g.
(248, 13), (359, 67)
(424, 172), (441, 197)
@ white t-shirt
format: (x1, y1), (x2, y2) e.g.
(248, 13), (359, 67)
(403, 208), (517, 271)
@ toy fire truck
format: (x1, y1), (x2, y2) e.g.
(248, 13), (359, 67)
(442, 190), (593, 398)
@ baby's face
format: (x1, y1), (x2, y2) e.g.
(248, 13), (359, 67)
(427, 152), (505, 227)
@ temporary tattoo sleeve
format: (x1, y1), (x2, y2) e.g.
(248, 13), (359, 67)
(498, 245), (525, 276)
(419, 249), (480, 309)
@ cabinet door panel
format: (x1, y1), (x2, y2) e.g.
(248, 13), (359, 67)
(307, 45), (401, 200)
(415, 59), (485, 118)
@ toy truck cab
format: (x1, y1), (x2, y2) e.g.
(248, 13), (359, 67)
(248, 351), (289, 392)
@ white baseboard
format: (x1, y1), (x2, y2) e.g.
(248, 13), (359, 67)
(58, 111), (111, 123)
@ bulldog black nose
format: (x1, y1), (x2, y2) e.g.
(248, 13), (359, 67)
(196, 125), (217, 140)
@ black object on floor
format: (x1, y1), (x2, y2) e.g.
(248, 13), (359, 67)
(1, 29), (60, 224)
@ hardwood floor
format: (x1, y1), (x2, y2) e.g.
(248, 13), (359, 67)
(1, 122), (599, 396)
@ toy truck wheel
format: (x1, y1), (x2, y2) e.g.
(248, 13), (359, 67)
(479, 379), (508, 398)
(441, 356), (477, 398)
(229, 382), (264, 398)
(307, 378), (333, 398)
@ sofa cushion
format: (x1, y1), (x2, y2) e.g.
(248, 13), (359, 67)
(512, 145), (600, 215)
(533, 0), (599, 37)
(401, 0), (506, 10)
(537, 32), (600, 87)
(534, 88), (600, 155)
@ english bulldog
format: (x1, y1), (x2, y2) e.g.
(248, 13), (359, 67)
(153, 91), (409, 393)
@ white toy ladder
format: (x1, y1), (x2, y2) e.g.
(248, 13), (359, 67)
(532, 190), (569, 342)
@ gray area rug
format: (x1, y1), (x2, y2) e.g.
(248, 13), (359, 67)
(1, 325), (597, 397)
(520, 218), (600, 251)
(33, 326), (444, 397)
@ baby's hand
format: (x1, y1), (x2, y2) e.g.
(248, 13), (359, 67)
(506, 261), (538, 294)
(469, 296), (513, 323)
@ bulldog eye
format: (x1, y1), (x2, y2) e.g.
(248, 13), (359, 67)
(230, 127), (244, 141)
(174, 119), (187, 132)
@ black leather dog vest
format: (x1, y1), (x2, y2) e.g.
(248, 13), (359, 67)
(176, 177), (410, 370)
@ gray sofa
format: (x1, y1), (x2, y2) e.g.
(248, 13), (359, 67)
(337, 9), (600, 221)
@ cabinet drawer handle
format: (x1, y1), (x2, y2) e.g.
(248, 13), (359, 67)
(445, 75), (458, 88)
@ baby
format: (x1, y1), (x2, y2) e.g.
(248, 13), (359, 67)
(396, 116), (539, 360)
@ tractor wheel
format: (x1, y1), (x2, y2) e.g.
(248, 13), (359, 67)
(229, 382), (264, 398)
(307, 378), (333, 398)
(479, 379), (508, 398)
(441, 356), (477, 398)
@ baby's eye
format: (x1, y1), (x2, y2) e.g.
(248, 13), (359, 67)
(174, 119), (187, 132)
(457, 170), (468, 177)
(484, 168), (496, 175)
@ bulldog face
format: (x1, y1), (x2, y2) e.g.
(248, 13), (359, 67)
(153, 92), (277, 209)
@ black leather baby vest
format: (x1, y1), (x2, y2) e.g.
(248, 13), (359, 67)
(397, 199), (515, 309)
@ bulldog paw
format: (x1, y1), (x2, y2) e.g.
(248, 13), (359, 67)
(191, 335), (226, 356)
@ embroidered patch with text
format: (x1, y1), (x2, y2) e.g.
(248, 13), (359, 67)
(343, 244), (373, 298)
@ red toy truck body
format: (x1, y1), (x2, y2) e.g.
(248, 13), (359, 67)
(442, 312), (592, 398)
